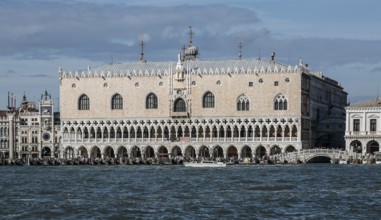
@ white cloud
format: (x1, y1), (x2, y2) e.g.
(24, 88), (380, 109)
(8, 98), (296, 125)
(138, 33), (151, 43)
(110, 38), (135, 47)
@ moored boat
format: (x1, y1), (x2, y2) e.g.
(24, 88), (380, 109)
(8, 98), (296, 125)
(339, 159), (348, 164)
(183, 160), (226, 167)
(375, 152), (381, 164)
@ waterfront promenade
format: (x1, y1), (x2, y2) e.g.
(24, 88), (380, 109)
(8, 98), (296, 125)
(0, 148), (378, 166)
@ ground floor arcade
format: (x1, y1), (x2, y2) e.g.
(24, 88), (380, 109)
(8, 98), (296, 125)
(62, 143), (299, 162)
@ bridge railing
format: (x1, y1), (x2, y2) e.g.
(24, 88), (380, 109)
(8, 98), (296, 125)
(280, 148), (350, 163)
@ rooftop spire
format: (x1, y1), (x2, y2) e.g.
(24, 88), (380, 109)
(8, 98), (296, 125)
(184, 26), (199, 61)
(238, 42), (243, 60)
(139, 41), (146, 63)
(188, 26), (194, 47)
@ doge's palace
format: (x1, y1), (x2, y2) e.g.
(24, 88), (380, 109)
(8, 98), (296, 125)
(59, 28), (347, 162)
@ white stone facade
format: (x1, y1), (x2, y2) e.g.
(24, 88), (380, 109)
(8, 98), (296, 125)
(345, 98), (381, 155)
(59, 54), (347, 161)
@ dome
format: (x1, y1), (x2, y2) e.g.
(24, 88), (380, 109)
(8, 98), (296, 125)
(185, 45), (198, 56)
(184, 45), (198, 61)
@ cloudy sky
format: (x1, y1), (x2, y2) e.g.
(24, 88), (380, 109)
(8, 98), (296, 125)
(1, 0), (381, 110)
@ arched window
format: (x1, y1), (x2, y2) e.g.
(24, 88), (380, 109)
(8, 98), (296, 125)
(174, 98), (186, 112)
(146, 93), (158, 109)
(78, 94), (90, 110)
(203, 91), (215, 108)
(111, 93), (123, 110)
(274, 94), (288, 110)
(237, 94), (249, 111)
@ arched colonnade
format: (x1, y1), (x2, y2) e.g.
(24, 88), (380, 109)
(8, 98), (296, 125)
(62, 144), (298, 160)
(61, 118), (300, 144)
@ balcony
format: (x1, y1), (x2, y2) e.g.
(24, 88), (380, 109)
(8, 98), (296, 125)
(170, 112), (189, 118)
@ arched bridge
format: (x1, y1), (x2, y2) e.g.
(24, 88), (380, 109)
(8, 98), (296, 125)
(282, 149), (349, 163)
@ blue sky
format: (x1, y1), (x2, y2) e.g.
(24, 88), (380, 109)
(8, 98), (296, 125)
(1, 0), (381, 110)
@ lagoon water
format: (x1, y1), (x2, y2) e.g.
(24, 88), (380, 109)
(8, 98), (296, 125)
(0, 164), (380, 219)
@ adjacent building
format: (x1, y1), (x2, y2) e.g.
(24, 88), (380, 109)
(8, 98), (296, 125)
(0, 91), (60, 161)
(345, 98), (381, 155)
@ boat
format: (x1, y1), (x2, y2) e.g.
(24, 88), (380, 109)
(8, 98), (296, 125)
(374, 152), (381, 164)
(183, 160), (226, 167)
(339, 159), (348, 164)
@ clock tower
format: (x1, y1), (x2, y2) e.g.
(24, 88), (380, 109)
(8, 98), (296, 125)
(39, 91), (55, 158)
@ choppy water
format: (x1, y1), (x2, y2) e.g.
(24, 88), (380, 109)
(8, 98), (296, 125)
(0, 164), (380, 219)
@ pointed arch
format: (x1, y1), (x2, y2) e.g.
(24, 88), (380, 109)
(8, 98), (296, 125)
(130, 127), (136, 139)
(172, 146), (182, 156)
(270, 145), (281, 155)
(158, 146), (169, 158)
(174, 98), (186, 112)
(237, 94), (250, 111)
(240, 125), (246, 138)
(241, 145), (252, 159)
(291, 125), (297, 137)
(199, 145), (210, 158)
(145, 146), (155, 158)
(136, 127), (142, 138)
(274, 93), (288, 110)
(157, 126), (163, 139)
(212, 125), (218, 138)
(78, 146), (89, 158)
(116, 127), (122, 138)
(103, 127), (109, 139)
(191, 126), (197, 138)
(90, 146), (101, 159)
(117, 146), (128, 158)
(110, 127), (115, 138)
(213, 145), (224, 158)
(78, 94), (90, 110)
(104, 146), (115, 158)
(130, 146), (141, 158)
(184, 126), (190, 137)
(198, 126), (204, 139)
(226, 125), (232, 138)
(276, 125), (282, 138)
(146, 93), (158, 109)
(202, 91), (215, 108)
(185, 146), (196, 159)
(285, 145), (296, 153)
(233, 125), (239, 138)
(254, 125), (260, 137)
(255, 145), (267, 158)
(123, 127), (128, 139)
(111, 93), (123, 110)
(269, 125), (275, 137)
(227, 145), (238, 159)
(90, 127), (95, 139)
(219, 125), (225, 137)
(205, 125), (211, 139)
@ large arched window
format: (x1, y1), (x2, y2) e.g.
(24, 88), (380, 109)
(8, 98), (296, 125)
(146, 93), (158, 109)
(174, 98), (186, 112)
(78, 94), (90, 110)
(111, 93), (123, 110)
(274, 94), (288, 110)
(203, 91), (215, 108)
(237, 94), (249, 111)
